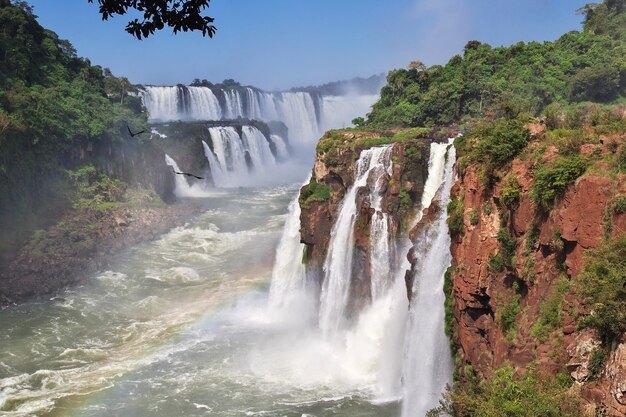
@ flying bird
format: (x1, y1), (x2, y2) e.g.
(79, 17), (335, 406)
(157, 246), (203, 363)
(172, 167), (204, 180)
(127, 125), (146, 137)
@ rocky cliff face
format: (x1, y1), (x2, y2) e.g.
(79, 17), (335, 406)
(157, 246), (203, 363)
(299, 129), (432, 311)
(447, 124), (626, 415)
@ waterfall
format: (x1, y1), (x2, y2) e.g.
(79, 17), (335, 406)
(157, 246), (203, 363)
(270, 134), (290, 161)
(263, 138), (456, 411)
(267, 178), (310, 312)
(401, 142), (456, 417)
(318, 145), (393, 335)
(201, 140), (227, 187)
(241, 125), (277, 174)
(139, 86), (379, 149)
(202, 126), (279, 187)
(164, 154), (193, 197)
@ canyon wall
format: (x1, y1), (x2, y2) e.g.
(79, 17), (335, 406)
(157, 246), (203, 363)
(298, 130), (432, 313)
(447, 124), (626, 416)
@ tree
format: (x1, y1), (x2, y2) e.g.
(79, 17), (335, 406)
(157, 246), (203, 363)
(87, 0), (217, 40)
(408, 60), (426, 71)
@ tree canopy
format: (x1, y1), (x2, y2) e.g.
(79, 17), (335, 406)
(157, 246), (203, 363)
(365, 0), (626, 129)
(87, 0), (216, 39)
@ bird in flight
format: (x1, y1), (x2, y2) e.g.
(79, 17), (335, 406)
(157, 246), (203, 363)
(172, 167), (204, 180)
(127, 125), (146, 137)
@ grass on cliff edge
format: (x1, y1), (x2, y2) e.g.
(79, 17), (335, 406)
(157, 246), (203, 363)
(315, 127), (432, 157)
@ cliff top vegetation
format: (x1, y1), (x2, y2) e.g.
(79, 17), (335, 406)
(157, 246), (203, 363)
(364, 0), (626, 129)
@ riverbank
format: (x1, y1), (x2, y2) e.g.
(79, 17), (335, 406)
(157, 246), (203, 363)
(0, 203), (198, 307)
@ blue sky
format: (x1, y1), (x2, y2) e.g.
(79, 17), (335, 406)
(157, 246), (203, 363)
(26, 0), (590, 90)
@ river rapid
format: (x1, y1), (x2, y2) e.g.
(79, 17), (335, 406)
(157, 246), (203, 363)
(0, 186), (399, 417)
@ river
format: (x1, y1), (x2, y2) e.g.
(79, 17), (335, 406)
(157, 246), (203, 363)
(0, 186), (398, 417)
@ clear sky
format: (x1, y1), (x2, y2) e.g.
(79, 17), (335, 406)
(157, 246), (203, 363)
(26, 0), (590, 90)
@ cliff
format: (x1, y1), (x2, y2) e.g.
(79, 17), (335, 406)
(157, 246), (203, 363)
(300, 111), (625, 415)
(446, 118), (626, 415)
(299, 129), (434, 310)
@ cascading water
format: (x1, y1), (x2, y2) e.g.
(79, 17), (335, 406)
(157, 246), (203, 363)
(164, 153), (214, 197)
(401, 141), (456, 417)
(263, 139), (456, 414)
(270, 134), (290, 161)
(241, 126), (277, 173)
(201, 140), (227, 187)
(267, 177), (310, 312)
(200, 126), (278, 187)
(318, 145), (393, 336)
(139, 86), (378, 150)
(164, 154), (192, 195)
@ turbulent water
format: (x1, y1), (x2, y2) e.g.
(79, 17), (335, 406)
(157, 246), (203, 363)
(1, 89), (455, 417)
(0, 187), (401, 417)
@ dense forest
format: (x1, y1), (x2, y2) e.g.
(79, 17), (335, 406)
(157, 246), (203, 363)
(0, 1), (148, 254)
(364, 0), (626, 128)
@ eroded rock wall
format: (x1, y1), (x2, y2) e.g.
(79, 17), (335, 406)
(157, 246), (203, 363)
(448, 138), (626, 415)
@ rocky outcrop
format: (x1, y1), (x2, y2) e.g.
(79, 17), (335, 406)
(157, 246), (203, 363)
(448, 141), (626, 415)
(299, 129), (433, 310)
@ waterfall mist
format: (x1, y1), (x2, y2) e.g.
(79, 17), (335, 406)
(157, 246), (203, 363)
(264, 141), (457, 415)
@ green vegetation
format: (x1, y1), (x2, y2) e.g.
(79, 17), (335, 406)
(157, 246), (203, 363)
(0, 2), (149, 251)
(498, 282), (521, 336)
(315, 127), (431, 161)
(457, 118), (530, 173)
(531, 277), (570, 342)
(299, 178), (331, 207)
(67, 165), (126, 210)
(530, 155), (588, 210)
(399, 187), (412, 211)
(443, 267), (455, 340)
(447, 197), (465, 237)
(588, 348), (606, 380)
(469, 208), (479, 225)
(428, 366), (582, 417)
(499, 176), (521, 209)
(613, 195), (626, 214)
(366, 0), (626, 129)
(497, 228), (517, 269)
(577, 236), (626, 347)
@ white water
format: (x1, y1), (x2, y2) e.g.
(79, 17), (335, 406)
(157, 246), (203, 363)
(262, 140), (456, 415)
(318, 146), (393, 336)
(267, 178), (309, 313)
(241, 126), (277, 174)
(401, 142), (456, 417)
(140, 86), (378, 150)
(270, 134), (290, 161)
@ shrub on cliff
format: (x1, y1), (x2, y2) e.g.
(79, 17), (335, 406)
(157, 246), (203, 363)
(577, 236), (626, 347)
(428, 366), (583, 417)
(447, 197), (465, 236)
(499, 176), (522, 209)
(67, 165), (127, 210)
(299, 178), (331, 208)
(463, 118), (530, 171)
(530, 155), (588, 210)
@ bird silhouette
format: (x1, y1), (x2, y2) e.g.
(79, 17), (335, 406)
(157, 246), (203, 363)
(171, 167), (204, 180)
(127, 125), (146, 137)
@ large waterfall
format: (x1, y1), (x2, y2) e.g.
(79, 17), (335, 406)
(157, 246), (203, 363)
(318, 145), (394, 335)
(401, 141), (456, 416)
(265, 140), (456, 416)
(144, 85), (378, 191)
(140, 85), (378, 150)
